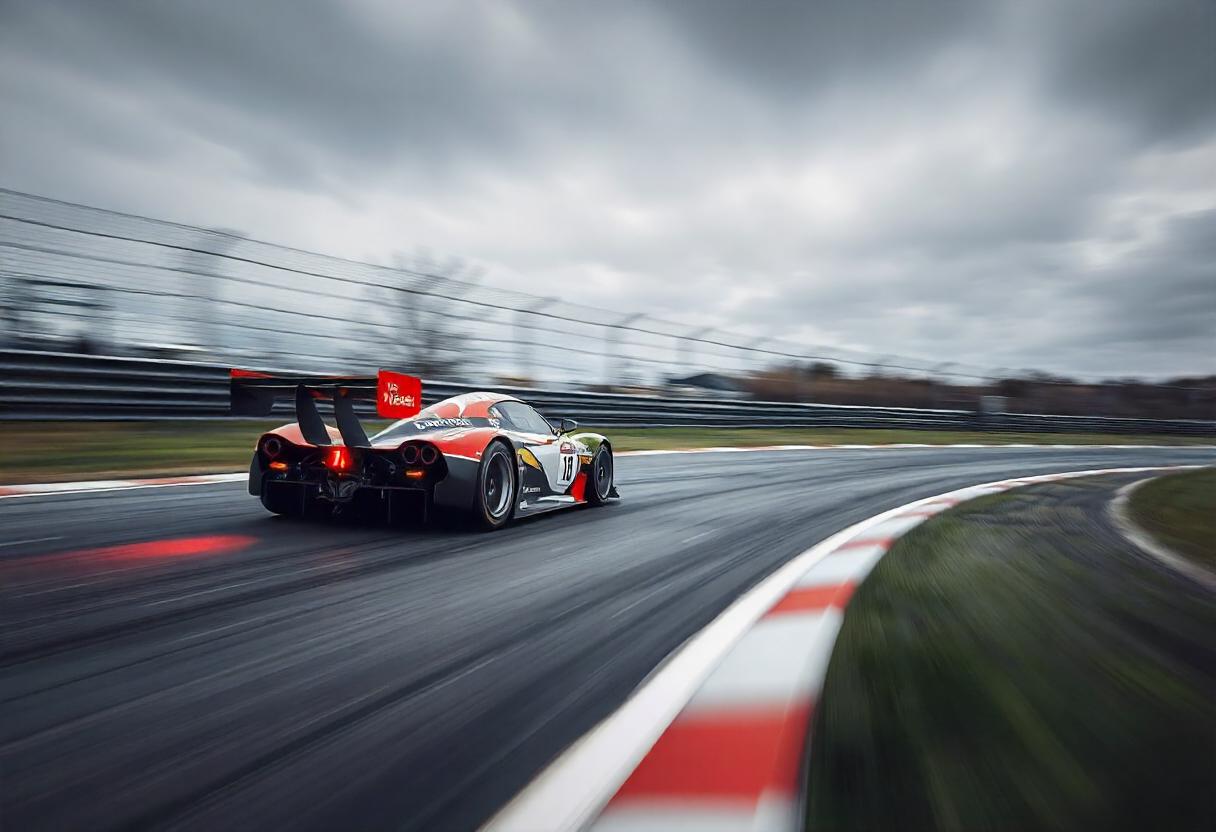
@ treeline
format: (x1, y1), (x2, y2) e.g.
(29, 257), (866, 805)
(744, 365), (1216, 420)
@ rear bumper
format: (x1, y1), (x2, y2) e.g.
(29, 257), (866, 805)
(249, 453), (482, 513)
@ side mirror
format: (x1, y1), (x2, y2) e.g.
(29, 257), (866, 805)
(557, 418), (578, 433)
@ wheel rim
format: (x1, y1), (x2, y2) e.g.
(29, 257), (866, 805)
(595, 450), (612, 499)
(484, 451), (512, 518)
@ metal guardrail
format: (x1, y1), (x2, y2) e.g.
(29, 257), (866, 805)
(0, 187), (1013, 387)
(1, 350), (1213, 436)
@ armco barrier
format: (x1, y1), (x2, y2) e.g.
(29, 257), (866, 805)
(1, 349), (1213, 436)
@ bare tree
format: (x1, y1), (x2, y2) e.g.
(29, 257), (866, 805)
(377, 250), (486, 380)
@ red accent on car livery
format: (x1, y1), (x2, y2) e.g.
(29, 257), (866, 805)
(263, 423), (342, 447)
(413, 426), (501, 459)
(569, 471), (587, 502)
(417, 392), (510, 420)
(230, 368), (272, 379)
(377, 371), (422, 418)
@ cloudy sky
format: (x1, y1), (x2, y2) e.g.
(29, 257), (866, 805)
(1, 0), (1213, 379)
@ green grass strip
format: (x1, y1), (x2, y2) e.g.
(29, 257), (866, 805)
(1128, 467), (1216, 568)
(806, 480), (1216, 832)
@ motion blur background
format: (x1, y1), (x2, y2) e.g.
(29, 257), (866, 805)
(1, 0), (1214, 417)
(1, 5), (1214, 832)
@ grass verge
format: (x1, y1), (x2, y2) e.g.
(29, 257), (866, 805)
(1128, 467), (1216, 569)
(1, 421), (1210, 483)
(806, 479), (1216, 832)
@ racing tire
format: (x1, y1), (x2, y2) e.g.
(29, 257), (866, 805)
(585, 445), (613, 506)
(474, 441), (517, 530)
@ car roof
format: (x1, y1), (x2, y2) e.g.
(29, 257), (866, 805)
(415, 391), (522, 420)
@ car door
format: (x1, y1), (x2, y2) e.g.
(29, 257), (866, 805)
(494, 401), (576, 494)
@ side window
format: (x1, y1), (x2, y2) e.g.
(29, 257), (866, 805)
(524, 406), (556, 435)
(496, 402), (553, 435)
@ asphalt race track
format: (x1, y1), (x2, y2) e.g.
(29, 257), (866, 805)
(2, 446), (1211, 831)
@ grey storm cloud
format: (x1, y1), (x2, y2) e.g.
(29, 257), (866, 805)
(0, 0), (1213, 379)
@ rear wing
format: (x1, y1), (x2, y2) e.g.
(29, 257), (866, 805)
(230, 368), (421, 448)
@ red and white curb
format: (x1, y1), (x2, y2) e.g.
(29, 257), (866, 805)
(484, 464), (1200, 832)
(0, 472), (247, 499)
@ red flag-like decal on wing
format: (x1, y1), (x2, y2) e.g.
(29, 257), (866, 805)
(377, 370), (422, 418)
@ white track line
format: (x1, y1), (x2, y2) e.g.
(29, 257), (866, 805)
(1108, 478), (1216, 591)
(0, 473), (247, 500)
(2, 444), (1210, 500)
(482, 503), (918, 832)
(482, 464), (1200, 832)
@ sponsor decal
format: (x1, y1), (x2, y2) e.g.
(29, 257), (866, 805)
(523, 486), (542, 494)
(377, 371), (422, 418)
(414, 417), (473, 430)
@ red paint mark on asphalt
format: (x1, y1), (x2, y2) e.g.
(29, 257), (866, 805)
(611, 702), (813, 802)
(765, 582), (855, 616)
(51, 535), (257, 562)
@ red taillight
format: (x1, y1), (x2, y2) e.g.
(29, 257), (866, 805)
(325, 446), (354, 473)
(269, 460), (288, 471)
(404, 469), (425, 480)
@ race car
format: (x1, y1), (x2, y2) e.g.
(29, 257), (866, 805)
(231, 368), (618, 530)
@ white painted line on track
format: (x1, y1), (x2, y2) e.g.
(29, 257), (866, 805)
(680, 609), (842, 713)
(589, 801), (791, 832)
(0, 536), (63, 549)
(483, 464), (1202, 832)
(1108, 478), (1216, 591)
(2, 444), (1210, 499)
(481, 500), (914, 832)
(0, 473), (248, 499)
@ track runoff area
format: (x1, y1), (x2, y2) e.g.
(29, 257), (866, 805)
(1, 443), (1212, 831)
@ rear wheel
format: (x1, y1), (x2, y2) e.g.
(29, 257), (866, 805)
(475, 441), (517, 530)
(585, 445), (613, 506)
